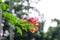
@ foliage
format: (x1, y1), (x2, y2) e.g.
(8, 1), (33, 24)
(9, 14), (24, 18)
(1, 3), (9, 10)
(44, 19), (60, 40)
(3, 11), (36, 35)
(16, 26), (22, 36)
(0, 0), (2, 2)
(1, 1), (39, 36)
(0, 0), (44, 40)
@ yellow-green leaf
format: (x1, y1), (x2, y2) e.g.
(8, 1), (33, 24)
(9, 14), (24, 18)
(16, 26), (22, 36)
(0, 0), (2, 2)
(2, 3), (9, 10)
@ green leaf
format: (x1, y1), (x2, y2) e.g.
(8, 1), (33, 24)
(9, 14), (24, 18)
(29, 25), (34, 29)
(23, 28), (28, 32)
(17, 19), (23, 24)
(0, 0), (2, 2)
(1, 3), (9, 10)
(16, 26), (22, 36)
(3, 11), (17, 25)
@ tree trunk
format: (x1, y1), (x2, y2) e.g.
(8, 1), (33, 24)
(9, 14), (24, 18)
(9, 26), (14, 40)
(9, 0), (14, 40)
(0, 3), (2, 40)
